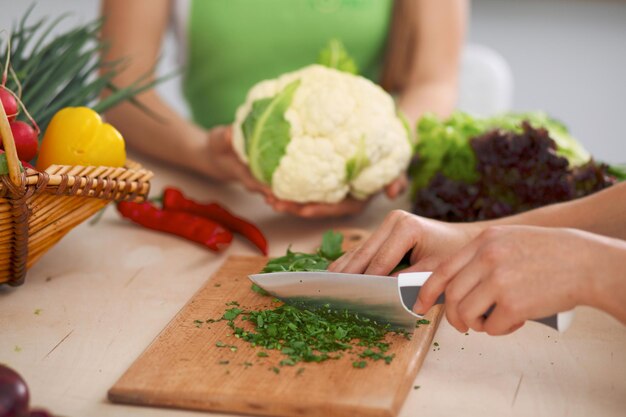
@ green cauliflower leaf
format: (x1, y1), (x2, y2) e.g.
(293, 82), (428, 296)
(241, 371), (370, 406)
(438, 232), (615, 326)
(242, 79), (301, 184)
(317, 39), (358, 75)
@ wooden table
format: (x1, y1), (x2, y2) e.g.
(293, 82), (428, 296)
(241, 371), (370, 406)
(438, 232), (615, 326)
(1, 157), (624, 417)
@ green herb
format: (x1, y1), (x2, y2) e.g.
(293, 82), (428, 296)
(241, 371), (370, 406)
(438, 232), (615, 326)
(223, 231), (406, 370)
(261, 231), (344, 273)
(413, 385), (420, 390)
(359, 348), (395, 364)
(34, 309), (42, 316)
(223, 308), (243, 321)
(415, 318), (431, 328)
(216, 341), (226, 347)
(271, 366), (280, 374)
(225, 301), (240, 306)
(223, 302), (406, 369)
(193, 319), (204, 328)
(433, 342), (439, 347)
(251, 283), (270, 296)
(279, 359), (296, 367)
(352, 361), (367, 369)
(317, 230), (344, 261)
(14, 345), (22, 353)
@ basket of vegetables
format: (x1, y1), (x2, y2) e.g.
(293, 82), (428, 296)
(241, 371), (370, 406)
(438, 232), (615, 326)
(0, 101), (152, 287)
(0, 12), (155, 287)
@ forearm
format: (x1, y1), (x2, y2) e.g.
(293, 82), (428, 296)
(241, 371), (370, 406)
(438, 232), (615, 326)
(580, 233), (626, 324)
(397, 82), (457, 122)
(104, 93), (209, 176)
(396, 0), (465, 124)
(100, 0), (216, 178)
(485, 183), (626, 240)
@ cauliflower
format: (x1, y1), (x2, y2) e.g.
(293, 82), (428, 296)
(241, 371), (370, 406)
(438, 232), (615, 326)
(232, 64), (412, 203)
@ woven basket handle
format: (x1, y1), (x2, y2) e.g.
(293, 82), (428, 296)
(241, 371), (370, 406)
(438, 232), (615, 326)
(0, 98), (23, 187)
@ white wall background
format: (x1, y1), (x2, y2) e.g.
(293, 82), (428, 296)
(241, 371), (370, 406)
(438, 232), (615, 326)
(1, 0), (624, 163)
(468, 0), (626, 163)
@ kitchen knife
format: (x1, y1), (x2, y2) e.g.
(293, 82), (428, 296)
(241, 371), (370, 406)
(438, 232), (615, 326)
(249, 271), (574, 332)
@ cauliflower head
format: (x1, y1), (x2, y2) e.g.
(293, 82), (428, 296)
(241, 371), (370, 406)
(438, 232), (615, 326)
(232, 64), (412, 203)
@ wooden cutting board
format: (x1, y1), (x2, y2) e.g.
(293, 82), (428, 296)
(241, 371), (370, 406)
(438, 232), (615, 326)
(108, 229), (444, 417)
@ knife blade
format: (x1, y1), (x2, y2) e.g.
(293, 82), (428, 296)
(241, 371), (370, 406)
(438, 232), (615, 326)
(249, 271), (574, 332)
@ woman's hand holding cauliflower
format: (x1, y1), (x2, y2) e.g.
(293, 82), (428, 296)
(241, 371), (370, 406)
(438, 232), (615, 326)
(230, 65), (413, 217)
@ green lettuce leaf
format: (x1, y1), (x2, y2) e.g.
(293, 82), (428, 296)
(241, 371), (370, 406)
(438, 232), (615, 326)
(317, 39), (358, 74)
(607, 164), (626, 181)
(411, 113), (482, 192)
(483, 112), (591, 166)
(242, 79), (301, 184)
(410, 111), (594, 194)
(318, 230), (344, 261)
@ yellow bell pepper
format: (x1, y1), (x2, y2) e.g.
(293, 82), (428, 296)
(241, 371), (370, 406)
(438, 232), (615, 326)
(36, 107), (126, 170)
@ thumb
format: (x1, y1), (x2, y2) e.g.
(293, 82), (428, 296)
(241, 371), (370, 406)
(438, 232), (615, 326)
(393, 262), (445, 315)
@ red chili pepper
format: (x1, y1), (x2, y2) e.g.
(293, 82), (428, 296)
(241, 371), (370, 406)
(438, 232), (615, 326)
(117, 201), (233, 252)
(162, 187), (268, 255)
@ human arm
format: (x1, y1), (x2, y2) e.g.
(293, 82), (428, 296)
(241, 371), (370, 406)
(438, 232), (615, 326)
(485, 182), (626, 240)
(395, 0), (467, 123)
(330, 182), (625, 274)
(100, 0), (269, 195)
(415, 226), (626, 334)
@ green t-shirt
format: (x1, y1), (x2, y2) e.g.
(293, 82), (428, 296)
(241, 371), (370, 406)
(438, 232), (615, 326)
(181, 0), (393, 128)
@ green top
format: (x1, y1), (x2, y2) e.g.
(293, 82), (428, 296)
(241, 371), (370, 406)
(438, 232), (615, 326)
(183, 0), (393, 128)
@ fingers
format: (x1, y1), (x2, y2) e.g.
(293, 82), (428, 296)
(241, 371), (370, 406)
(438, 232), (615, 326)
(414, 234), (484, 314)
(384, 174), (408, 199)
(329, 212), (398, 272)
(454, 280), (498, 332)
(363, 224), (419, 276)
(329, 210), (408, 274)
(482, 306), (525, 336)
(441, 259), (487, 332)
(269, 197), (370, 218)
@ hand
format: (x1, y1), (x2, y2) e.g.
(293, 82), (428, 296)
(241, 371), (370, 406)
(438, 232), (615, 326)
(415, 226), (626, 335)
(267, 174), (408, 218)
(202, 127), (407, 218)
(201, 125), (273, 198)
(329, 210), (480, 275)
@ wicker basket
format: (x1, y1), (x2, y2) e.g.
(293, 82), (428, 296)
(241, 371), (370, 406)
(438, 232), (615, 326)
(0, 102), (153, 287)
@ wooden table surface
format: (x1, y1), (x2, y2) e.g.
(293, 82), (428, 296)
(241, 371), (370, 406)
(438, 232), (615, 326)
(1, 156), (624, 417)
